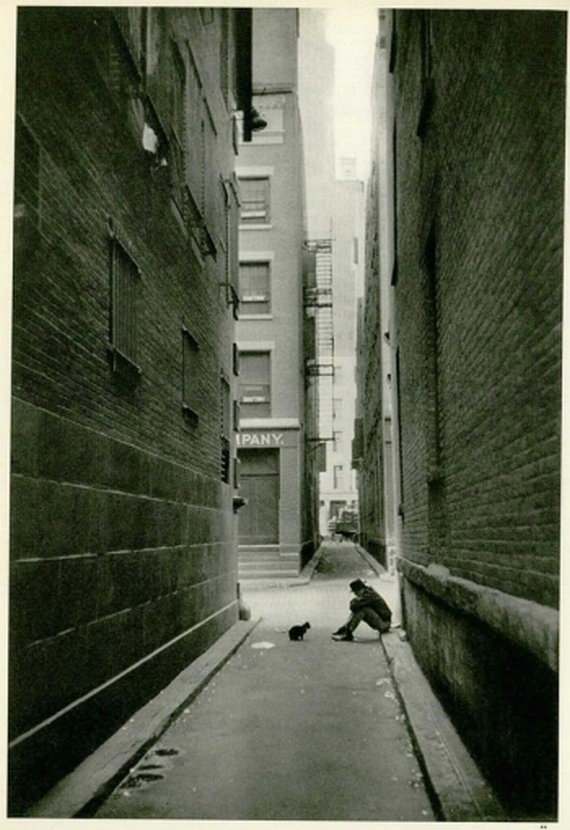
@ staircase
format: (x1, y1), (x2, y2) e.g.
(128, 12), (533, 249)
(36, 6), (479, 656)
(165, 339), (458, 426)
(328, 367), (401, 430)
(238, 547), (300, 581)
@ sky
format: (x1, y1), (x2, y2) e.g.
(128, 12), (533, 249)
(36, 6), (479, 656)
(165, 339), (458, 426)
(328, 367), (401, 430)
(325, 7), (378, 182)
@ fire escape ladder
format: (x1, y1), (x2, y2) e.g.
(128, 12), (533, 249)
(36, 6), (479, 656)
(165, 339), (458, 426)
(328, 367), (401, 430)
(304, 238), (334, 441)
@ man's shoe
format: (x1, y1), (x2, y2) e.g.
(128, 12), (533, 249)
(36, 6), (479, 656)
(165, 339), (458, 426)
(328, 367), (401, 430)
(332, 630), (354, 641)
(332, 625), (347, 636)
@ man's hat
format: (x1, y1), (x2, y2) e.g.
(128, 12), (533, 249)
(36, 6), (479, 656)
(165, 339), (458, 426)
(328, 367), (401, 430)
(349, 579), (366, 593)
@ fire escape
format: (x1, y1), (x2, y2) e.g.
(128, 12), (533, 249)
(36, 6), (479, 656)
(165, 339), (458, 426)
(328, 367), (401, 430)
(304, 238), (334, 442)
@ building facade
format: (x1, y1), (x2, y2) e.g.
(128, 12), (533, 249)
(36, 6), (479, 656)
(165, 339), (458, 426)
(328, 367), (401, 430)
(357, 10), (564, 819)
(235, 9), (319, 579)
(11, 7), (252, 813)
(298, 11), (364, 538)
(320, 172), (364, 536)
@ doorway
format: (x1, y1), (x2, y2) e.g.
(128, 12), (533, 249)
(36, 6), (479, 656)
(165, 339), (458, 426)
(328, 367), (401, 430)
(238, 448), (280, 545)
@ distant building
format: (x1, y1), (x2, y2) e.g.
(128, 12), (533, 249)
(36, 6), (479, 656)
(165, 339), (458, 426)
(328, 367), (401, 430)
(235, 9), (320, 579)
(11, 7), (252, 813)
(298, 12), (365, 538)
(358, 10), (564, 819)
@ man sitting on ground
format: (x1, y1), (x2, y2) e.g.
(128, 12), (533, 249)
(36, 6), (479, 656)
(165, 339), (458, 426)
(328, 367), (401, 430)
(332, 578), (392, 641)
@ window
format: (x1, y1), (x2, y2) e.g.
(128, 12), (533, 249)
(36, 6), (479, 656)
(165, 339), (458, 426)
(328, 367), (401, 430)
(168, 42), (186, 218)
(182, 326), (200, 425)
(109, 235), (141, 372)
(223, 176), (240, 318)
(106, 13), (144, 129)
(238, 351), (271, 419)
(333, 465), (344, 490)
(333, 431), (342, 452)
(239, 262), (271, 315)
(220, 374), (231, 483)
(239, 177), (270, 224)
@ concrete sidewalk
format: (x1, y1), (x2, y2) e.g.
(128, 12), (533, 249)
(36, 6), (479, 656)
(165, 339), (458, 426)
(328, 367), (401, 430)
(93, 562), (436, 821)
(28, 542), (505, 820)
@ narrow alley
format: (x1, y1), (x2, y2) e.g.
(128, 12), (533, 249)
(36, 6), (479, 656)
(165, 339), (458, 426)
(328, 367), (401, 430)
(10, 7), (562, 822)
(94, 544), (434, 821)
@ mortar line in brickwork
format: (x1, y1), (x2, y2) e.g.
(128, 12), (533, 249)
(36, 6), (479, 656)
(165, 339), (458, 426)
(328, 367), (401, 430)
(9, 599), (238, 751)
(11, 474), (223, 506)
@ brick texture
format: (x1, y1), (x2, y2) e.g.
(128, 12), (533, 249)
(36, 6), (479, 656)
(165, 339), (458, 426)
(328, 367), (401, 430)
(356, 159), (386, 564)
(11, 7), (244, 813)
(392, 10), (564, 609)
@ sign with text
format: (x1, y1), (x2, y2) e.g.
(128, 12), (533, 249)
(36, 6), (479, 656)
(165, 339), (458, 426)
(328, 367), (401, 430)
(236, 431), (284, 448)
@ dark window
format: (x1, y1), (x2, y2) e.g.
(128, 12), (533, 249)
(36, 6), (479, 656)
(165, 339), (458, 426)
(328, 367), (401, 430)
(239, 177), (270, 224)
(171, 41), (186, 143)
(169, 41), (186, 217)
(182, 326), (200, 425)
(223, 176), (240, 317)
(239, 261), (271, 315)
(220, 374), (231, 483)
(110, 236), (140, 371)
(238, 351), (271, 419)
(232, 342), (240, 375)
(108, 14), (142, 114)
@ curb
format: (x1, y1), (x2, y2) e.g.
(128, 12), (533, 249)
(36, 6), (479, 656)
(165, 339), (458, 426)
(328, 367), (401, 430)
(380, 630), (506, 821)
(27, 618), (260, 818)
(354, 543), (388, 577)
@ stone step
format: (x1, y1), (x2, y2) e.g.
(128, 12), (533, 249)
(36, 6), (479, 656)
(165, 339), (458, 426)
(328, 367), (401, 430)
(239, 560), (299, 573)
(238, 569), (299, 580)
(238, 552), (298, 563)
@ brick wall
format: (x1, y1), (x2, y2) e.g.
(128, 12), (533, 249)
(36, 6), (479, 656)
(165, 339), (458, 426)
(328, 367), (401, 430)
(385, 10), (565, 817)
(11, 8), (242, 812)
(357, 159), (386, 564)
(393, 10), (564, 608)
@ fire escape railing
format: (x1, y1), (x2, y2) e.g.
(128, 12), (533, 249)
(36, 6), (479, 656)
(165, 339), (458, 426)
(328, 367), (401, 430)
(304, 238), (334, 442)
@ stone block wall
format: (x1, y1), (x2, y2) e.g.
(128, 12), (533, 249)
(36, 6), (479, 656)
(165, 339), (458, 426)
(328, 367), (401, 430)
(11, 7), (241, 813)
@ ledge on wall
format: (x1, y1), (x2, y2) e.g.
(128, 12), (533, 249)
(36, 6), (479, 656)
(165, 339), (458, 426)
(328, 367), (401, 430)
(398, 558), (558, 674)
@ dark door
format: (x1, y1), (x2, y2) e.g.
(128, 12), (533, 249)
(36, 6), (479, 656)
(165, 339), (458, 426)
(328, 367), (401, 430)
(238, 448), (279, 544)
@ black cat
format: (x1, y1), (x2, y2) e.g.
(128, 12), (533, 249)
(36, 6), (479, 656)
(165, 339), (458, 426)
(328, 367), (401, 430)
(288, 622), (311, 641)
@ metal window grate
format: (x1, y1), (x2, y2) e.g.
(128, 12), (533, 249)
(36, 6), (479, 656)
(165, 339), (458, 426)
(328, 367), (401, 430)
(220, 375), (231, 483)
(110, 237), (140, 366)
(182, 326), (200, 422)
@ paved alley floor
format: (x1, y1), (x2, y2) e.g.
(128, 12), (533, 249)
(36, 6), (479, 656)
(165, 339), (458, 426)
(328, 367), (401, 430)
(94, 543), (435, 821)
